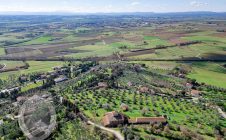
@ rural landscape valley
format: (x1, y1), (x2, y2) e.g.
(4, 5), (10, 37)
(0, 11), (226, 140)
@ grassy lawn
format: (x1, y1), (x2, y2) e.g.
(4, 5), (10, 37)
(187, 62), (226, 88)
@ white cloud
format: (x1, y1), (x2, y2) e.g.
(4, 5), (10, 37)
(131, 2), (140, 6)
(190, 1), (208, 7)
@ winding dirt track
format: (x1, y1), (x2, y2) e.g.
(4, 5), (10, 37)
(216, 106), (226, 119)
(87, 121), (124, 140)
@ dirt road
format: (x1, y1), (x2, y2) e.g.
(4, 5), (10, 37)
(217, 106), (226, 119)
(87, 121), (124, 140)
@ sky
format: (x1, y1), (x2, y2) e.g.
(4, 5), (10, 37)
(0, 0), (225, 13)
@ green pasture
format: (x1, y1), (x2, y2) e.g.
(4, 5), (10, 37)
(0, 61), (25, 69)
(67, 44), (121, 58)
(183, 35), (226, 43)
(187, 62), (226, 88)
(144, 36), (171, 48)
(0, 61), (66, 80)
(130, 42), (226, 59)
(61, 35), (79, 42)
(0, 48), (5, 55)
(110, 42), (136, 49)
(23, 35), (54, 45)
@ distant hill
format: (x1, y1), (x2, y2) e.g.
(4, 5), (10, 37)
(0, 11), (225, 16)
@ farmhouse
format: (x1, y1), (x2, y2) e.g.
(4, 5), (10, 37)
(102, 111), (167, 127)
(128, 116), (167, 124)
(102, 111), (127, 127)
(139, 86), (149, 93)
(98, 82), (108, 89)
(189, 90), (201, 97)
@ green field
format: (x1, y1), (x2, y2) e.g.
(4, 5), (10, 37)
(187, 62), (226, 88)
(144, 36), (171, 48)
(23, 35), (54, 45)
(0, 33), (28, 46)
(67, 44), (121, 58)
(183, 35), (226, 43)
(0, 48), (5, 55)
(0, 61), (66, 80)
(110, 42), (136, 49)
(0, 61), (25, 69)
(130, 41), (226, 60)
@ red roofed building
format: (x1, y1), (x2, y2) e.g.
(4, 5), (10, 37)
(190, 89), (201, 97)
(128, 116), (167, 124)
(139, 86), (149, 93)
(102, 111), (127, 127)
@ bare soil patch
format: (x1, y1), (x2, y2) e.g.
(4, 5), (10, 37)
(5, 47), (36, 54)
(4, 39), (100, 59)
(211, 32), (226, 38)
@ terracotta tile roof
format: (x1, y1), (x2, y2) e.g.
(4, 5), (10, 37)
(128, 118), (137, 124)
(102, 111), (126, 127)
(190, 90), (201, 95)
(129, 116), (166, 124)
(102, 115), (110, 126)
(139, 86), (149, 93)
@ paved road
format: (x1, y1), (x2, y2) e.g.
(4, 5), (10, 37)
(87, 121), (124, 140)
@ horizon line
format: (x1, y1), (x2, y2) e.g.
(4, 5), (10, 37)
(0, 11), (226, 16)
